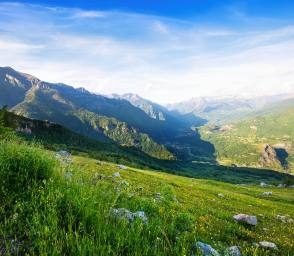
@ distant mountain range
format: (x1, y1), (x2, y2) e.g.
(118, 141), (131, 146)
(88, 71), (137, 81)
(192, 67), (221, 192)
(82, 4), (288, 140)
(167, 94), (294, 123)
(0, 67), (214, 161)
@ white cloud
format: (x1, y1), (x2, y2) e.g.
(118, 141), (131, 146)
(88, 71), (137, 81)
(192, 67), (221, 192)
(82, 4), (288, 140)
(70, 10), (107, 19)
(0, 2), (293, 104)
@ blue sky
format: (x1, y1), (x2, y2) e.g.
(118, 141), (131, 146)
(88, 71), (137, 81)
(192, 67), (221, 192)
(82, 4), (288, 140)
(0, 1), (294, 103)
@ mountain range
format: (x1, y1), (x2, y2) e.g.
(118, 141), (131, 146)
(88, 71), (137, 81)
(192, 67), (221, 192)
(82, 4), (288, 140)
(167, 94), (294, 124)
(0, 67), (214, 162)
(1, 66), (293, 173)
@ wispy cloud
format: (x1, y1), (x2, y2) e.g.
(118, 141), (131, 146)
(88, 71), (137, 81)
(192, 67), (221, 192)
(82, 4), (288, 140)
(0, 2), (293, 103)
(70, 10), (107, 19)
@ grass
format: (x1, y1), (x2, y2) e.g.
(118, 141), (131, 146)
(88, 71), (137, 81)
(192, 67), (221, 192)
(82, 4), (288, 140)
(0, 141), (293, 255)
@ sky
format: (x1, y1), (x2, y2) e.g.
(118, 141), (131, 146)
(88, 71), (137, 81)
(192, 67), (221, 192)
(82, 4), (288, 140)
(0, 1), (294, 104)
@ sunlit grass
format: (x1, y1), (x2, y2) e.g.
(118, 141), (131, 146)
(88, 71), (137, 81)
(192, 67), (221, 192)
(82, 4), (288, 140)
(0, 141), (293, 255)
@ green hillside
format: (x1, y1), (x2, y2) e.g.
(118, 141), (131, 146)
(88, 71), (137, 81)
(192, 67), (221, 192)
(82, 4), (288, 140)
(0, 114), (293, 255)
(200, 101), (294, 173)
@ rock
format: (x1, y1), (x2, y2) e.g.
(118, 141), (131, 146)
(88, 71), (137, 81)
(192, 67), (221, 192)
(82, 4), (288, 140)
(276, 215), (293, 223)
(259, 144), (280, 167)
(224, 246), (242, 256)
(155, 192), (162, 202)
(112, 208), (134, 222)
(120, 180), (129, 186)
(217, 193), (224, 198)
(233, 214), (257, 226)
(117, 164), (127, 170)
(191, 241), (220, 256)
(258, 241), (277, 250)
(288, 185), (294, 188)
(260, 182), (267, 187)
(261, 191), (272, 196)
(277, 184), (286, 188)
(111, 208), (148, 223)
(112, 172), (120, 178)
(56, 150), (72, 164)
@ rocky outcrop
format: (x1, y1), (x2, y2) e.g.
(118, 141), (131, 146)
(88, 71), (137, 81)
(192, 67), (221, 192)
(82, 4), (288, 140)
(259, 144), (280, 167)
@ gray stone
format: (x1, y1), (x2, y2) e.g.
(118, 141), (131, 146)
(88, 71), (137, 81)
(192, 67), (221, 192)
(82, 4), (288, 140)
(224, 246), (242, 256)
(217, 193), (224, 198)
(261, 191), (272, 196)
(277, 184), (286, 188)
(191, 241), (220, 256)
(120, 180), (129, 186)
(112, 172), (120, 178)
(111, 208), (148, 224)
(233, 214), (257, 225)
(259, 241), (277, 250)
(112, 208), (134, 222)
(276, 215), (293, 223)
(260, 182), (267, 187)
(117, 164), (127, 170)
(155, 192), (162, 202)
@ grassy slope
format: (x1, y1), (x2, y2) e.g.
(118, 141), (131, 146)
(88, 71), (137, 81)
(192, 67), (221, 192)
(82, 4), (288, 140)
(200, 104), (294, 173)
(0, 142), (293, 255)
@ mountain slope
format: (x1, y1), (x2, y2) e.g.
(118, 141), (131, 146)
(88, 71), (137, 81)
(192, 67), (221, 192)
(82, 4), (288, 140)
(200, 99), (294, 173)
(0, 108), (177, 169)
(0, 67), (174, 159)
(0, 67), (215, 161)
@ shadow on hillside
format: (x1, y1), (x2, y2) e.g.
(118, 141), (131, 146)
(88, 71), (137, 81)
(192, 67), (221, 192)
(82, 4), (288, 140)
(158, 161), (294, 185)
(274, 148), (289, 169)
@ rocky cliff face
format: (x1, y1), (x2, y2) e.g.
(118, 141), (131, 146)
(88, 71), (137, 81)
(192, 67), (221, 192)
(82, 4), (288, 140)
(260, 144), (281, 168)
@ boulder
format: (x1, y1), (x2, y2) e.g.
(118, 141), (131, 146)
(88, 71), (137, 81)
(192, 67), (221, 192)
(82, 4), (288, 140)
(233, 214), (257, 226)
(191, 241), (220, 256)
(261, 191), (272, 196)
(117, 164), (127, 170)
(277, 184), (286, 188)
(260, 182), (267, 187)
(112, 208), (134, 222)
(224, 246), (242, 256)
(217, 193), (224, 198)
(276, 215), (293, 223)
(111, 208), (148, 224)
(112, 172), (120, 178)
(259, 241), (277, 250)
